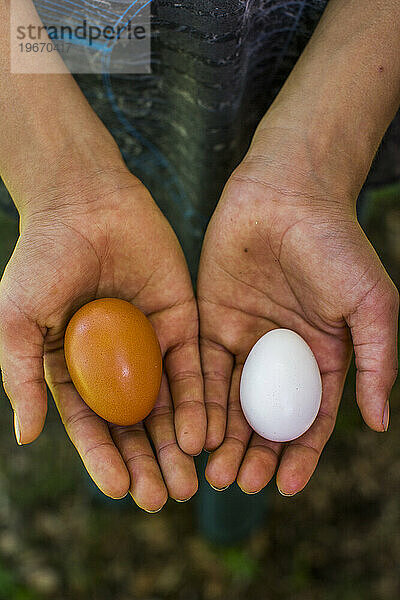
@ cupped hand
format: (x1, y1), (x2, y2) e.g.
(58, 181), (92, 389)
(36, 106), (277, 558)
(0, 168), (206, 512)
(198, 126), (398, 497)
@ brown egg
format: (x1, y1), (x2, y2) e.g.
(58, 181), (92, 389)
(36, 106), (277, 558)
(64, 298), (162, 426)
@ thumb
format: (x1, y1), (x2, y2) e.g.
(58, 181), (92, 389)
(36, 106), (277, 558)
(0, 300), (47, 444)
(346, 275), (399, 432)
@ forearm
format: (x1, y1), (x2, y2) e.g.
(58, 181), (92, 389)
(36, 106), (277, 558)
(253, 0), (400, 198)
(0, 1), (123, 214)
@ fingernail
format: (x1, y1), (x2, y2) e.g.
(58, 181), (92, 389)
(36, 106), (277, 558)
(110, 492), (128, 500)
(278, 487), (295, 497)
(14, 412), (22, 445)
(382, 401), (390, 432)
(129, 492), (164, 513)
(135, 502), (163, 514)
(143, 507), (163, 514)
(237, 483), (261, 495)
(174, 497), (192, 503)
(208, 482), (230, 492)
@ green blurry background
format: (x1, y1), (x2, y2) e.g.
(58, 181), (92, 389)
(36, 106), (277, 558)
(0, 185), (399, 600)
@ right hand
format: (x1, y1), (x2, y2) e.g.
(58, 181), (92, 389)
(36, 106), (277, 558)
(198, 122), (399, 497)
(0, 164), (205, 512)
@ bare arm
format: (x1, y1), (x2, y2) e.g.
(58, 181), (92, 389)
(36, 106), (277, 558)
(0, 0), (205, 510)
(0, 0), (124, 208)
(200, 0), (399, 496)
(255, 0), (400, 198)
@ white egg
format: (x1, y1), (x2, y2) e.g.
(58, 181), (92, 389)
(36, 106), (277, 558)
(240, 329), (322, 442)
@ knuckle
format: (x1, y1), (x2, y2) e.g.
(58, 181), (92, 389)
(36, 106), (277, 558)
(249, 443), (280, 461)
(110, 423), (143, 437)
(175, 399), (204, 412)
(145, 405), (172, 422)
(289, 441), (320, 458)
(63, 406), (97, 429)
(224, 433), (247, 452)
(82, 440), (114, 461)
(167, 335), (199, 356)
(205, 400), (226, 412)
(156, 440), (177, 456)
(203, 370), (231, 384)
(125, 452), (157, 468)
(168, 369), (201, 385)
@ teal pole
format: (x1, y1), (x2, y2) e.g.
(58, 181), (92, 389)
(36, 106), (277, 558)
(195, 452), (269, 545)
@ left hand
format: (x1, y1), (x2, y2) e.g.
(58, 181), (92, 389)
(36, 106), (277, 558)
(0, 166), (206, 512)
(197, 124), (399, 497)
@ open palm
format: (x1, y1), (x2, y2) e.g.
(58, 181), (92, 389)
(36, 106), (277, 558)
(0, 172), (205, 511)
(198, 157), (398, 496)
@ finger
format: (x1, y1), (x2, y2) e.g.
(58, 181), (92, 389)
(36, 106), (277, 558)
(346, 278), (399, 432)
(110, 422), (168, 513)
(205, 363), (251, 490)
(45, 347), (130, 500)
(200, 337), (233, 451)
(145, 375), (198, 501)
(237, 436), (282, 494)
(276, 368), (347, 496)
(0, 301), (47, 444)
(165, 337), (206, 456)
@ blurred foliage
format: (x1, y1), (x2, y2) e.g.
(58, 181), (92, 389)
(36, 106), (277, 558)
(360, 182), (400, 284)
(0, 563), (39, 600)
(220, 547), (259, 583)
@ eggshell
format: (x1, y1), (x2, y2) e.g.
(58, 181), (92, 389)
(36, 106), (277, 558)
(240, 329), (322, 442)
(64, 298), (162, 426)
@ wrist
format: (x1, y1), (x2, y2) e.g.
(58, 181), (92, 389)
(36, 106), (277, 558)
(0, 71), (126, 215)
(241, 118), (356, 216)
(253, 94), (379, 201)
(18, 156), (135, 225)
(2, 106), (127, 218)
(245, 86), (381, 212)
